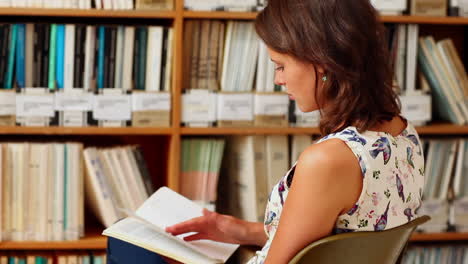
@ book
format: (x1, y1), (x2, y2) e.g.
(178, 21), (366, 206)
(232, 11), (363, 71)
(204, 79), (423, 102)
(102, 187), (239, 264)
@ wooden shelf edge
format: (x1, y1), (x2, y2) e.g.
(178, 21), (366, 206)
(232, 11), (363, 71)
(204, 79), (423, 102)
(0, 235), (107, 250)
(0, 126), (175, 135)
(410, 232), (468, 242)
(181, 124), (468, 135)
(181, 127), (322, 135)
(183, 10), (257, 19)
(0, 8), (176, 19)
(183, 11), (468, 24)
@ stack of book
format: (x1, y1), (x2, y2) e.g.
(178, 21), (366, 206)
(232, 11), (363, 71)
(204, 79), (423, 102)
(179, 138), (226, 211)
(0, 142), (84, 242)
(83, 145), (154, 228)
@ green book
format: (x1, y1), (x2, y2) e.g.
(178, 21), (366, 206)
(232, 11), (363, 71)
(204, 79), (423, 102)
(48, 24), (57, 90)
(5, 24), (17, 89)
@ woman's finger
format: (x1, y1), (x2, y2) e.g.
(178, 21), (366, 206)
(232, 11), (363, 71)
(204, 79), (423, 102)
(165, 216), (206, 235)
(183, 232), (210, 242)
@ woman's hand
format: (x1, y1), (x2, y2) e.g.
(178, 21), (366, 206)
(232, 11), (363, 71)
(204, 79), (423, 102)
(165, 209), (267, 247)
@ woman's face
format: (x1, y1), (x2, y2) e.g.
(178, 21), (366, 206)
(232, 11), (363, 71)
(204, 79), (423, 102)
(267, 48), (324, 113)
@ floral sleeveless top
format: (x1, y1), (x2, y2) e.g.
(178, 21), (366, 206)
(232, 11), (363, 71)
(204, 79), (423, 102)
(247, 122), (425, 264)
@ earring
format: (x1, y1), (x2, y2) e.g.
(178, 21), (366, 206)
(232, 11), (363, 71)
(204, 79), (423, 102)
(322, 76), (327, 82)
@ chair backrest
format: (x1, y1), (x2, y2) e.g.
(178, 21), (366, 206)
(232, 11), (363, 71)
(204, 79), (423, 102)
(289, 215), (430, 264)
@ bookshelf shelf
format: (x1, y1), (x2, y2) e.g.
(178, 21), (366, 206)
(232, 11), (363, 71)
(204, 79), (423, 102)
(0, 8), (176, 19)
(0, 234), (107, 250)
(0, 126), (174, 135)
(410, 232), (468, 242)
(181, 124), (468, 136)
(181, 127), (322, 135)
(183, 11), (258, 20)
(183, 11), (468, 25)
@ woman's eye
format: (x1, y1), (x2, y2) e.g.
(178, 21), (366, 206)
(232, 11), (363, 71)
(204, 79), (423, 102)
(275, 66), (284, 71)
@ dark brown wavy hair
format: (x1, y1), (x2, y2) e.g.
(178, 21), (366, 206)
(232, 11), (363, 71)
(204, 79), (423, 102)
(255, 0), (401, 135)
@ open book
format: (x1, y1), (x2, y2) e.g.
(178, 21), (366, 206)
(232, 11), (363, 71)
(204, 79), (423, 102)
(102, 187), (239, 264)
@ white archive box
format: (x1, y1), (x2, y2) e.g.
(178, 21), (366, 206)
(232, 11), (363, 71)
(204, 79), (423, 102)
(370, 0), (407, 14)
(400, 94), (432, 126)
(182, 89), (217, 127)
(216, 92), (254, 127)
(254, 92), (289, 127)
(418, 199), (449, 232)
(0, 90), (16, 126)
(132, 91), (171, 127)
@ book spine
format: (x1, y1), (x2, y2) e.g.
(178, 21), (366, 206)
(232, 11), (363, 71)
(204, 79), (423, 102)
(56, 25), (65, 90)
(41, 25), (50, 88)
(97, 26), (105, 90)
(5, 24), (17, 89)
(138, 27), (147, 90)
(0, 25), (9, 88)
(132, 27), (140, 91)
(48, 24), (57, 91)
(108, 26), (117, 88)
(15, 24), (26, 89)
(32, 24), (43, 88)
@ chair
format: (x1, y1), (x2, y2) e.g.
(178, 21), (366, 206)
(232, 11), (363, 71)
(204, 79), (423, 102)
(289, 215), (430, 264)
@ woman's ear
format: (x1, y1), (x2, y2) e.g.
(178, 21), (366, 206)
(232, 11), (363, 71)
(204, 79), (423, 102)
(316, 66), (326, 75)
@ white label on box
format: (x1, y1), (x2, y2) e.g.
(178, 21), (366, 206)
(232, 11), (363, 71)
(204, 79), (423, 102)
(254, 94), (289, 115)
(400, 94), (431, 123)
(0, 92), (16, 115)
(16, 95), (55, 117)
(370, 0), (406, 11)
(93, 94), (131, 121)
(182, 91), (217, 123)
(132, 93), (171, 111)
(217, 93), (253, 121)
(55, 92), (93, 111)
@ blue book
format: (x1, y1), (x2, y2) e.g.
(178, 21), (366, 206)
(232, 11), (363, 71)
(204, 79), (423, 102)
(97, 26), (105, 90)
(8, 257), (15, 264)
(15, 24), (26, 89)
(106, 237), (167, 264)
(56, 25), (65, 90)
(5, 24), (17, 89)
(18, 258), (26, 264)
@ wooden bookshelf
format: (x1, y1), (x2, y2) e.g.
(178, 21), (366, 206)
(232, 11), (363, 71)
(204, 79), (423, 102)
(0, 126), (174, 135)
(0, 233), (107, 250)
(0, 0), (468, 254)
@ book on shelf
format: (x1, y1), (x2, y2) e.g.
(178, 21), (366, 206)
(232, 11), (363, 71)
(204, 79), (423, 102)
(184, 0), (263, 11)
(83, 145), (153, 228)
(102, 187), (239, 264)
(402, 245), (468, 264)
(0, 252), (107, 264)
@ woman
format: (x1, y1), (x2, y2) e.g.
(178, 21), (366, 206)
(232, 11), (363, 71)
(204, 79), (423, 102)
(166, 0), (424, 262)
(109, 0), (425, 263)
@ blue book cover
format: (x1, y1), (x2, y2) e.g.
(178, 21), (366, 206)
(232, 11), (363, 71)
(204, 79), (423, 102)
(5, 24), (17, 89)
(106, 237), (167, 264)
(56, 25), (65, 90)
(8, 257), (15, 264)
(97, 26), (105, 90)
(15, 24), (26, 89)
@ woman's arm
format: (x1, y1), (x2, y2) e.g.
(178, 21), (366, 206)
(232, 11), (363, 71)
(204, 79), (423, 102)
(166, 209), (268, 247)
(264, 139), (363, 263)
